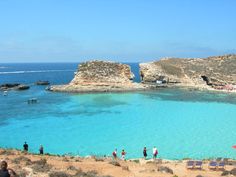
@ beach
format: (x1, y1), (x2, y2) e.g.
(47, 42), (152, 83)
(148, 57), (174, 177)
(1, 148), (236, 177)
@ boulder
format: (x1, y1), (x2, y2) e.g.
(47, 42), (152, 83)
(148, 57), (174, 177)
(16, 85), (30, 90)
(0, 83), (20, 90)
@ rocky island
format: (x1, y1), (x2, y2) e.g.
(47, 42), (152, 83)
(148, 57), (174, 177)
(140, 54), (236, 91)
(0, 83), (30, 91)
(49, 60), (148, 93)
(49, 55), (236, 93)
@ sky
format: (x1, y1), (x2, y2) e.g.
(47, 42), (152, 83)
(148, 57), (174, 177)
(0, 0), (236, 63)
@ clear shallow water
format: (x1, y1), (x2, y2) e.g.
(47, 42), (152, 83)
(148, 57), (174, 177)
(0, 63), (236, 160)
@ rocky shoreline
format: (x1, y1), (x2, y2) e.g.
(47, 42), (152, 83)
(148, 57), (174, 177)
(0, 148), (235, 177)
(0, 83), (30, 91)
(48, 55), (236, 94)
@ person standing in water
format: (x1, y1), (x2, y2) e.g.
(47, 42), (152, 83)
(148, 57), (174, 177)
(39, 145), (44, 155)
(23, 142), (28, 152)
(153, 146), (158, 159)
(121, 149), (126, 160)
(143, 147), (147, 159)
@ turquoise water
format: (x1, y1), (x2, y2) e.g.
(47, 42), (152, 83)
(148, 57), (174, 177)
(0, 88), (236, 159)
(0, 63), (236, 159)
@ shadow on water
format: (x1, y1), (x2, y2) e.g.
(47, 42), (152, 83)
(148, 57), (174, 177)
(142, 88), (236, 105)
(91, 95), (127, 107)
(0, 91), (125, 125)
(54, 109), (121, 118)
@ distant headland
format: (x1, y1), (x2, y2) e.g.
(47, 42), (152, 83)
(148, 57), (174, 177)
(48, 54), (236, 93)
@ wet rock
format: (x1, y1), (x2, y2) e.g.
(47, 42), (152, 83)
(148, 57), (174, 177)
(0, 83), (30, 91)
(0, 83), (20, 90)
(16, 85), (30, 90)
(35, 80), (50, 85)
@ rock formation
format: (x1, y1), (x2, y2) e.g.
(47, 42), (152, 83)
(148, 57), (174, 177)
(140, 54), (236, 89)
(0, 83), (30, 91)
(71, 60), (134, 84)
(35, 81), (50, 85)
(49, 60), (147, 93)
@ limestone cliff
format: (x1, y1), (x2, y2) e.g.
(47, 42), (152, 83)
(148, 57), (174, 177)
(50, 60), (147, 93)
(70, 60), (134, 84)
(140, 54), (236, 88)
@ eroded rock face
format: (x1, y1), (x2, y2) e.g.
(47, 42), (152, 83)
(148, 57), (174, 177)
(70, 60), (134, 84)
(49, 60), (148, 93)
(140, 54), (236, 87)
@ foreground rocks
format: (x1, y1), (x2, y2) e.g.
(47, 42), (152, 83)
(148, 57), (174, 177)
(140, 54), (236, 90)
(49, 60), (149, 93)
(221, 168), (236, 176)
(0, 148), (235, 177)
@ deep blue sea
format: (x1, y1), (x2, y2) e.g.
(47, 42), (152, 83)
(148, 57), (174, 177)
(0, 63), (236, 160)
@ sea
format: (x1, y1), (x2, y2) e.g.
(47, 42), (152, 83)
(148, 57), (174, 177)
(0, 63), (236, 160)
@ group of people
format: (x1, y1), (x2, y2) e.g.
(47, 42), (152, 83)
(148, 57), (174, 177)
(143, 146), (158, 160)
(24, 142), (158, 160)
(112, 146), (158, 160)
(23, 142), (44, 155)
(112, 149), (126, 160)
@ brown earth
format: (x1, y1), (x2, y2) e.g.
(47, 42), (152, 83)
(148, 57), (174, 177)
(0, 149), (235, 177)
